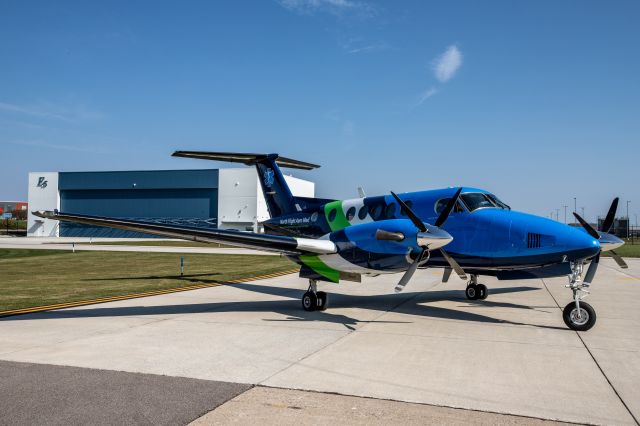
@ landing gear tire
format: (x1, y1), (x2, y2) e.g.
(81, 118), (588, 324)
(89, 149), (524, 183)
(316, 291), (329, 311)
(476, 284), (488, 300)
(563, 301), (596, 331)
(302, 291), (317, 312)
(465, 284), (478, 300)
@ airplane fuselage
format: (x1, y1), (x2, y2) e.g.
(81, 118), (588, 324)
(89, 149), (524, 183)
(263, 187), (601, 282)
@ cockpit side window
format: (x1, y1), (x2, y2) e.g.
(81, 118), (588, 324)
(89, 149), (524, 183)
(486, 193), (510, 210)
(434, 198), (466, 215)
(460, 193), (496, 212)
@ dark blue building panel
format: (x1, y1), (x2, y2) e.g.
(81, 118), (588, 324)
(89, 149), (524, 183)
(58, 169), (218, 238)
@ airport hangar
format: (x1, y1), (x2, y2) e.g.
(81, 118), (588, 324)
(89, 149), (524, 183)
(26, 168), (314, 238)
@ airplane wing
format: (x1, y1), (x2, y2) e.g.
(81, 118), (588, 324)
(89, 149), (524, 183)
(32, 211), (336, 256)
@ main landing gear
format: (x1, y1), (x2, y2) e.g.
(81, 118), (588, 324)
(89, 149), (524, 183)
(302, 279), (329, 312)
(465, 275), (488, 300)
(563, 262), (597, 331)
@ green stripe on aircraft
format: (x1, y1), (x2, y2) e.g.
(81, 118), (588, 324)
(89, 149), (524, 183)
(299, 254), (340, 283)
(324, 200), (351, 232)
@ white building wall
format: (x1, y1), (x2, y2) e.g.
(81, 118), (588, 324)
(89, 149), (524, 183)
(218, 168), (315, 232)
(27, 172), (60, 237)
(217, 168), (260, 231)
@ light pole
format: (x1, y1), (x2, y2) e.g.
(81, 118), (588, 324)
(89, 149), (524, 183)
(555, 208), (560, 222)
(563, 205), (568, 224)
(627, 201), (631, 239)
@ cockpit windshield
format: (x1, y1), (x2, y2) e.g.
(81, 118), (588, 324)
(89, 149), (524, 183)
(460, 193), (511, 212)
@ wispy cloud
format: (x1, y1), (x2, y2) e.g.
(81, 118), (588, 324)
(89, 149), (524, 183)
(432, 45), (463, 83)
(417, 87), (438, 105)
(345, 40), (389, 54)
(0, 100), (105, 123)
(278, 0), (376, 18)
(326, 109), (356, 136)
(7, 139), (109, 154)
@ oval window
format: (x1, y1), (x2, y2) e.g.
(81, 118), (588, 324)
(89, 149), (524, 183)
(385, 203), (396, 218)
(328, 208), (337, 222)
(400, 200), (413, 216)
(358, 206), (368, 220)
(346, 206), (356, 221)
(370, 204), (383, 220)
(434, 198), (450, 215)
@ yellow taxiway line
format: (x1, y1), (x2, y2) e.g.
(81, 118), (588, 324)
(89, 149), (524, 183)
(0, 268), (300, 318)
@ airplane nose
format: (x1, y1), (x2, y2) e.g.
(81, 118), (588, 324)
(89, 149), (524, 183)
(574, 230), (600, 256)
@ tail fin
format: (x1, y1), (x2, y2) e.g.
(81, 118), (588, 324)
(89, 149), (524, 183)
(172, 151), (320, 217)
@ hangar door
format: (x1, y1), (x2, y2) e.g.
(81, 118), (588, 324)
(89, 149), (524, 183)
(58, 170), (218, 238)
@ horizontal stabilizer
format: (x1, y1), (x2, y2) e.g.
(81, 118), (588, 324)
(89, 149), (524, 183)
(172, 151), (320, 170)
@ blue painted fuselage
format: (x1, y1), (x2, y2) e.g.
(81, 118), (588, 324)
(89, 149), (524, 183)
(263, 187), (601, 280)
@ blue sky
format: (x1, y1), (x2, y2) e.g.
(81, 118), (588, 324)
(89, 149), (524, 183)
(1, 0), (638, 223)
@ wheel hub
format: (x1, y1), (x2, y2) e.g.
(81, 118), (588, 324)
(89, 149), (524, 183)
(570, 308), (589, 326)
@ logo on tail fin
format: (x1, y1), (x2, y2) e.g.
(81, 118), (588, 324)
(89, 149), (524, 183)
(263, 169), (275, 187)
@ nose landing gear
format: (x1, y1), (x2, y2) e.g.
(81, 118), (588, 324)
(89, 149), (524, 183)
(563, 262), (597, 331)
(465, 275), (488, 300)
(302, 279), (329, 312)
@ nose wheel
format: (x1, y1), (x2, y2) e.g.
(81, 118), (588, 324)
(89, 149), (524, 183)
(563, 301), (596, 331)
(465, 275), (488, 300)
(302, 280), (329, 312)
(563, 262), (597, 331)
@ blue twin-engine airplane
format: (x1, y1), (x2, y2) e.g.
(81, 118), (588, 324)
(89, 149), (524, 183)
(34, 151), (628, 331)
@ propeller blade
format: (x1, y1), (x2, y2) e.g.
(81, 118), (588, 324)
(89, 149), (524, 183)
(439, 248), (467, 280)
(394, 249), (426, 292)
(573, 213), (600, 239)
(610, 250), (628, 269)
(442, 268), (452, 283)
(601, 198), (619, 233)
(391, 191), (426, 232)
(434, 187), (463, 227)
(375, 229), (405, 242)
(583, 254), (599, 284)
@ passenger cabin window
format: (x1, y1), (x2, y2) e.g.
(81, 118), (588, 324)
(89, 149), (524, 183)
(460, 193), (496, 212)
(328, 208), (337, 222)
(370, 204), (383, 220)
(434, 198), (466, 215)
(346, 206), (356, 221)
(400, 200), (413, 216)
(385, 203), (396, 218)
(358, 206), (368, 220)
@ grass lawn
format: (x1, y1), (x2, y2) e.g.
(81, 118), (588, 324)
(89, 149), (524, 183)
(0, 249), (297, 311)
(602, 242), (640, 258)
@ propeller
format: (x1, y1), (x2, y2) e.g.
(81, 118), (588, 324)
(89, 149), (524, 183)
(597, 197), (627, 269)
(572, 197), (628, 283)
(390, 189), (467, 292)
(600, 197), (618, 234)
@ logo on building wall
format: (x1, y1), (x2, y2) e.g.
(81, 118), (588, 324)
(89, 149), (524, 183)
(36, 177), (48, 189)
(263, 169), (274, 187)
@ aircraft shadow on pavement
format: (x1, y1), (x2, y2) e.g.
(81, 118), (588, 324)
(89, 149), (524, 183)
(2, 281), (567, 331)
